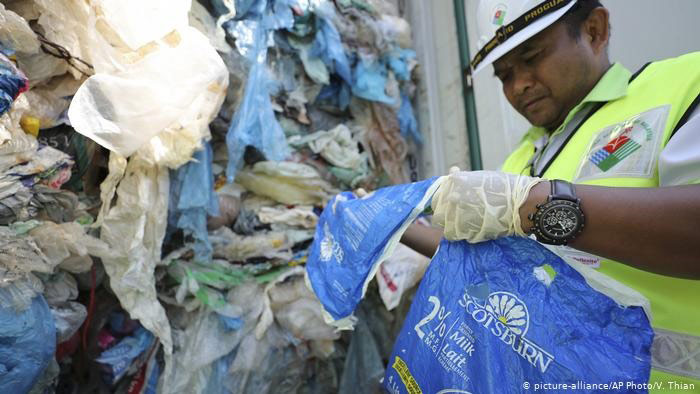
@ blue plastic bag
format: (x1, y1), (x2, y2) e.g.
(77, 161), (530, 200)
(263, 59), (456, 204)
(0, 288), (56, 394)
(386, 48), (416, 82)
(168, 142), (220, 262)
(224, 0), (294, 182)
(351, 58), (396, 105)
(311, 4), (352, 85)
(384, 237), (653, 394)
(0, 53), (28, 117)
(97, 327), (156, 384)
(306, 177), (443, 327)
(398, 93), (422, 145)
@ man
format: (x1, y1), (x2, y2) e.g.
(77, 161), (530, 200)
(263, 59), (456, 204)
(401, 0), (700, 390)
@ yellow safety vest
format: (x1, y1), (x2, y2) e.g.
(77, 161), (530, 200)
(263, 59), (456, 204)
(502, 52), (700, 392)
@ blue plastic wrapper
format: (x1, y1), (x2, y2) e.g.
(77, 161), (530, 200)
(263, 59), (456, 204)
(351, 58), (396, 105)
(97, 327), (156, 384)
(224, 0), (295, 182)
(168, 142), (220, 262)
(0, 289), (56, 393)
(311, 5), (352, 85)
(386, 48), (416, 82)
(398, 93), (422, 145)
(306, 177), (442, 326)
(384, 238), (653, 394)
(0, 53), (28, 117)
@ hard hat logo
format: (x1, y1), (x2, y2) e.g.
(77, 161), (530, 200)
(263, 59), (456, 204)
(492, 5), (508, 26)
(471, 0), (577, 74)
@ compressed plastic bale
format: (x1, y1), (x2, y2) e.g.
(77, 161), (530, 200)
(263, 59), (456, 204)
(29, 221), (116, 272)
(236, 161), (337, 206)
(0, 289), (56, 394)
(0, 227), (54, 284)
(0, 3), (40, 54)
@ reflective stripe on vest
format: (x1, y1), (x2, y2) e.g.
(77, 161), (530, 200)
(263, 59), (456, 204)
(653, 328), (700, 380)
(502, 52), (700, 381)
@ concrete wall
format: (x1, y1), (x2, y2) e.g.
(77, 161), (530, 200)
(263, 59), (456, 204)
(452, 0), (700, 170)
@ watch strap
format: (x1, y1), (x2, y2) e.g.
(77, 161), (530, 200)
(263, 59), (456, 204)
(550, 179), (578, 203)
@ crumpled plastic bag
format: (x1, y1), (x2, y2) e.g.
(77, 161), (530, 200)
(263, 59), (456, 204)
(224, 0), (295, 182)
(0, 289), (56, 394)
(69, 26), (228, 161)
(0, 3), (40, 55)
(168, 142), (220, 262)
(306, 177), (444, 329)
(42, 271), (78, 305)
(236, 161), (338, 206)
(50, 301), (87, 343)
(0, 53), (28, 117)
(0, 227), (53, 298)
(288, 124), (365, 169)
(211, 226), (313, 262)
(312, 2), (352, 85)
(95, 153), (173, 367)
(398, 93), (422, 145)
(96, 326), (156, 385)
(352, 57), (397, 105)
(376, 242), (430, 311)
(271, 275), (340, 344)
(29, 221), (116, 273)
(257, 205), (317, 229)
(353, 101), (409, 184)
(165, 281), (265, 394)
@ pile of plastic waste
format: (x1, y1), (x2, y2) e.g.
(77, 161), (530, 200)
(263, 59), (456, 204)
(0, 0), (430, 392)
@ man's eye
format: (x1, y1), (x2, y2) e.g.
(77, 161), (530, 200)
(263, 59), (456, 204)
(523, 51), (541, 64)
(496, 72), (510, 82)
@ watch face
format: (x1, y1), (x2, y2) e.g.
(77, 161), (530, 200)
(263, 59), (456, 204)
(537, 201), (583, 241)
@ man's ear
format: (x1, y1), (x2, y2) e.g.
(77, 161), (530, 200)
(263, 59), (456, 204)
(582, 7), (610, 55)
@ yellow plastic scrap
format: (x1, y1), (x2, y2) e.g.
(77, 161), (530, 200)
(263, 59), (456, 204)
(20, 115), (40, 137)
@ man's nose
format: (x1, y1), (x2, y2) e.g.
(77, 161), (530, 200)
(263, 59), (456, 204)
(512, 68), (535, 96)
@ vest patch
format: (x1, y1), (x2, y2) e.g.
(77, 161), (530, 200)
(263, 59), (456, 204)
(575, 105), (670, 182)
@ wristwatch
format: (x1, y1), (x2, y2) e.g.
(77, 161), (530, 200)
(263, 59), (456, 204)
(529, 180), (585, 245)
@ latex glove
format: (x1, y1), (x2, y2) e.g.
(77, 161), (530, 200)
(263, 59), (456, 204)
(431, 169), (543, 242)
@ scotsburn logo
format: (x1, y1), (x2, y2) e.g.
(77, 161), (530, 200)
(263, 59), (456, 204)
(320, 223), (343, 263)
(459, 290), (554, 373)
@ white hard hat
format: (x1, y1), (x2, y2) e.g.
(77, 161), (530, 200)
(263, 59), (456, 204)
(471, 0), (578, 74)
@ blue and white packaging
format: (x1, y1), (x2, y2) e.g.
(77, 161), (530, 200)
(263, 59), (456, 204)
(306, 177), (444, 328)
(384, 238), (653, 394)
